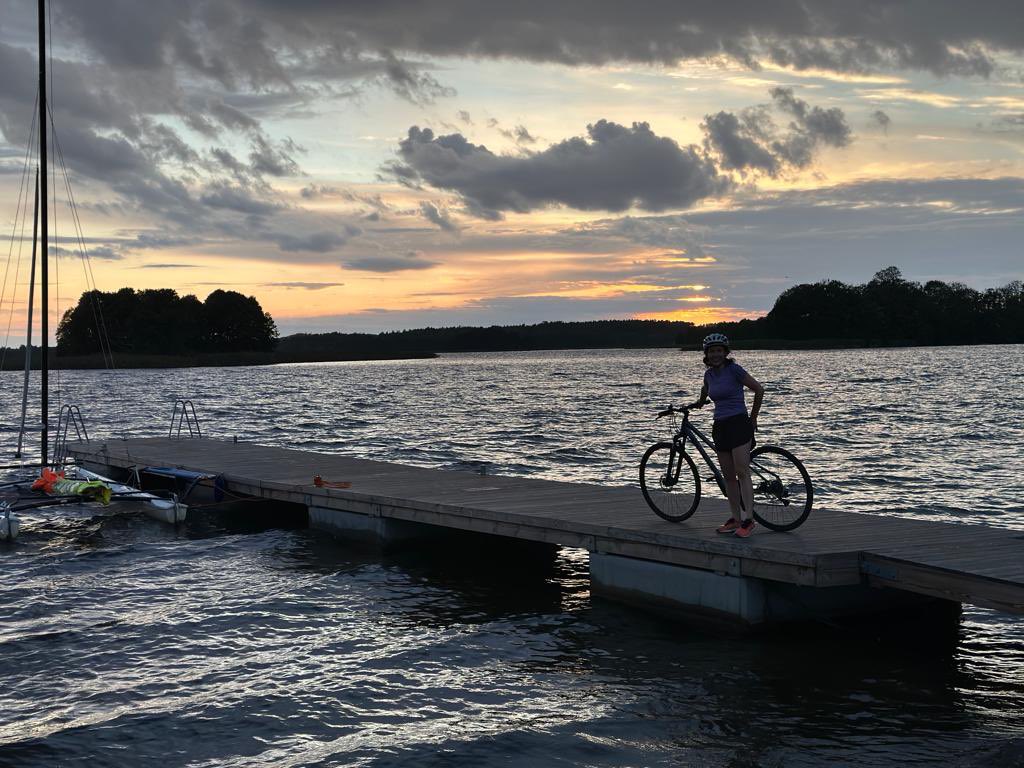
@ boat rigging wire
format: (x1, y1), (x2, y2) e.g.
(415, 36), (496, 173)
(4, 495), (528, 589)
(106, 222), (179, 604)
(47, 113), (132, 439)
(0, 93), (39, 373)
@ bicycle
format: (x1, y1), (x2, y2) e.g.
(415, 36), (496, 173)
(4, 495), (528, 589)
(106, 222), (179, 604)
(639, 405), (813, 531)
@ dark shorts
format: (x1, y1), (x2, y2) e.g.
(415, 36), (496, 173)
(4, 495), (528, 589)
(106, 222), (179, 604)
(712, 413), (754, 453)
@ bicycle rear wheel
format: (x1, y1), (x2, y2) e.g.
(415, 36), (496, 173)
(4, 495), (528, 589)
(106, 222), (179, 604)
(640, 442), (701, 522)
(750, 445), (813, 531)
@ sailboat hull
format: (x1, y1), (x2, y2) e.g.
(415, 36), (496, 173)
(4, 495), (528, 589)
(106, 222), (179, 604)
(72, 467), (187, 524)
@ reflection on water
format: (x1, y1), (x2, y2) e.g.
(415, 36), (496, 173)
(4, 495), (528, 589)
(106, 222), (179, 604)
(1, 347), (1023, 766)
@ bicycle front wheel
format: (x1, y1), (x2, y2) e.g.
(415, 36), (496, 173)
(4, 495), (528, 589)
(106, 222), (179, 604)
(750, 445), (813, 531)
(640, 442), (701, 522)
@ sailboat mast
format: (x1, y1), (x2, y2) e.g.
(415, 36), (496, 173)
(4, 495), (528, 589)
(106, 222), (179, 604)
(38, 0), (48, 466)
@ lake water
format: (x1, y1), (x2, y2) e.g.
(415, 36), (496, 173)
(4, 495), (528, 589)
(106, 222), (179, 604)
(1, 346), (1023, 766)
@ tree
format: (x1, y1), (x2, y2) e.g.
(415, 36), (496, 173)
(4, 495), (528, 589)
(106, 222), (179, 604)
(56, 288), (277, 355)
(201, 290), (278, 352)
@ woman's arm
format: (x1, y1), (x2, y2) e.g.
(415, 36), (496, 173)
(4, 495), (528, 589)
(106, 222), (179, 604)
(742, 372), (764, 428)
(687, 382), (709, 410)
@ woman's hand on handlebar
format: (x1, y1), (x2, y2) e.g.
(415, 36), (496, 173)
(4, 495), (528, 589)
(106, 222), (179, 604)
(657, 403), (698, 419)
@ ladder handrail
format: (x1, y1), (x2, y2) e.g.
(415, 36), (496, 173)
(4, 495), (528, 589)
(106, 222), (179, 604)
(169, 399), (202, 439)
(52, 404), (88, 466)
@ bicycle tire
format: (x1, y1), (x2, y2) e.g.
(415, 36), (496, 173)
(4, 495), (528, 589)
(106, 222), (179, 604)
(749, 445), (813, 531)
(640, 441), (701, 522)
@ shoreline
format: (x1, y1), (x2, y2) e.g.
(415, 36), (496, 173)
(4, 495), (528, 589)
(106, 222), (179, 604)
(1, 339), (1017, 370)
(0, 350), (438, 371)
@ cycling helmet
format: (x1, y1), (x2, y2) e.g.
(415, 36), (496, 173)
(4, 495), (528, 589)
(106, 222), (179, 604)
(702, 332), (729, 351)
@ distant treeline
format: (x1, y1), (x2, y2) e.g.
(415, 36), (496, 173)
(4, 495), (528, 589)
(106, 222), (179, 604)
(280, 268), (1023, 355)
(57, 288), (278, 354)
(274, 319), (701, 359)
(2, 268), (1019, 370)
(700, 267), (1024, 348)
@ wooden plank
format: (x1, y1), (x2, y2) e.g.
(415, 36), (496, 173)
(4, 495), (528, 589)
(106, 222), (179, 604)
(862, 554), (1024, 614)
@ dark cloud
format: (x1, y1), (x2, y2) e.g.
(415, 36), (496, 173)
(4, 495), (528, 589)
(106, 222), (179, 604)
(702, 89), (851, 177)
(45, 0), (1024, 80)
(380, 50), (456, 104)
(199, 183), (280, 216)
(512, 125), (537, 144)
(494, 121), (538, 144)
(341, 250), (439, 272)
(990, 114), (1024, 132)
(457, 110), (473, 125)
(134, 263), (200, 269)
(871, 110), (892, 134)
(263, 281), (345, 290)
(248, 136), (303, 177)
(299, 183), (343, 198)
(394, 91), (849, 213)
(419, 201), (459, 232)
(702, 110), (781, 176)
(52, 244), (123, 260)
(391, 121), (729, 217)
(272, 227), (360, 253)
(769, 87), (851, 165)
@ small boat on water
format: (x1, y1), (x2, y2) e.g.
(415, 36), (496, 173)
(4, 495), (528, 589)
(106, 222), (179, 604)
(0, 465), (186, 541)
(1, 1), (189, 541)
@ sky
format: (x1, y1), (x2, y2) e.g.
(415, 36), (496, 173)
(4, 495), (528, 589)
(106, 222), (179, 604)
(0, 1), (1022, 339)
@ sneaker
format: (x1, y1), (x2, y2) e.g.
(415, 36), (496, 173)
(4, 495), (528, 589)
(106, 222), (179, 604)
(734, 519), (756, 538)
(716, 517), (741, 534)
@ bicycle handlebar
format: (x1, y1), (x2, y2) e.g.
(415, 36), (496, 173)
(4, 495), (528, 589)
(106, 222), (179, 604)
(656, 404), (692, 419)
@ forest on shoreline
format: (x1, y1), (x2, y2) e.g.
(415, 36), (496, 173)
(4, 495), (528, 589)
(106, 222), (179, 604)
(1, 268), (1020, 370)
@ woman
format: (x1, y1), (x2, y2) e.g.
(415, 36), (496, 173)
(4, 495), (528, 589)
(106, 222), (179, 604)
(688, 333), (764, 538)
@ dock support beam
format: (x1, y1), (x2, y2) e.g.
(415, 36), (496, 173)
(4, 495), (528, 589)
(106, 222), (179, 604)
(590, 552), (961, 631)
(308, 505), (440, 549)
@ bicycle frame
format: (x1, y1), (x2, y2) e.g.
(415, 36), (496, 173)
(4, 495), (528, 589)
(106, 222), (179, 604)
(666, 412), (728, 497)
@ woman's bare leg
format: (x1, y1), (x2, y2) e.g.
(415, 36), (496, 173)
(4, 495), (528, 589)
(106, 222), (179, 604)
(717, 450), (742, 518)
(732, 441), (754, 520)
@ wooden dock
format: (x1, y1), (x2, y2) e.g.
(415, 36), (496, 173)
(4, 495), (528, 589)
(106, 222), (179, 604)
(67, 437), (1024, 619)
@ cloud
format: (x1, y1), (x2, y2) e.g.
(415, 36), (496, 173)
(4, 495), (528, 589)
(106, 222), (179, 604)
(380, 50), (456, 104)
(300, 184), (344, 199)
(262, 281), (345, 290)
(390, 121), (729, 217)
(394, 90), (849, 213)
(341, 250), (439, 272)
(134, 263), (200, 269)
(419, 201), (459, 232)
(55, 1), (1024, 79)
(52, 244), (123, 260)
(494, 121), (538, 144)
(44, 1), (1023, 82)
(248, 136), (303, 177)
(871, 109), (892, 134)
(990, 114), (1024, 132)
(271, 227), (360, 253)
(199, 183), (280, 216)
(702, 110), (781, 176)
(702, 88), (851, 176)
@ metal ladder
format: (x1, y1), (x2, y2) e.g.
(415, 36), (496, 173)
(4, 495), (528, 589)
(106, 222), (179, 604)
(169, 399), (202, 438)
(53, 404), (89, 466)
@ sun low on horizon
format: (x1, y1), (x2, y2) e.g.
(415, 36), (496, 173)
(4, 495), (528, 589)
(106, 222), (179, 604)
(1, 1), (1022, 339)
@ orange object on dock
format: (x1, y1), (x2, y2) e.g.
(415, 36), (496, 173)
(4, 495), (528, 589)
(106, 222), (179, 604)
(313, 475), (352, 489)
